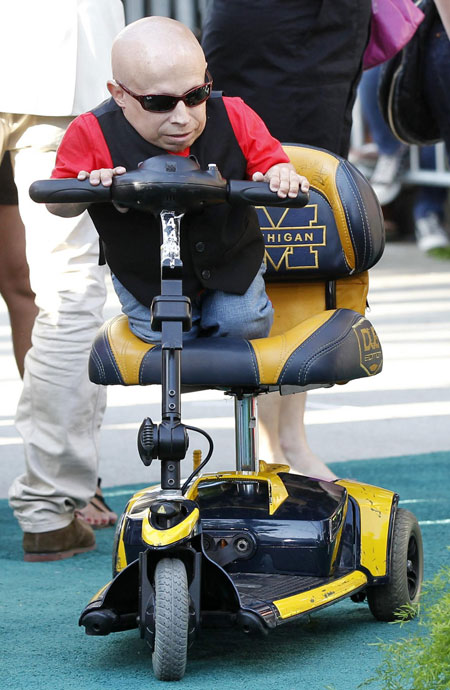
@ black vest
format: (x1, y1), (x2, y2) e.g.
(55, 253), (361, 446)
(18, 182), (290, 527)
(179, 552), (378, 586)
(88, 97), (264, 306)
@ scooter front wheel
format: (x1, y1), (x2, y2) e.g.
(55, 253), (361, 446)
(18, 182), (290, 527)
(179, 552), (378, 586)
(152, 558), (189, 681)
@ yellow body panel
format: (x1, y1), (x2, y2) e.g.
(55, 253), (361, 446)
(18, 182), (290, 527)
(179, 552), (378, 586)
(337, 480), (395, 577)
(115, 518), (128, 573)
(274, 570), (368, 619)
(186, 461), (290, 515)
(141, 507), (200, 547)
(113, 487), (160, 572)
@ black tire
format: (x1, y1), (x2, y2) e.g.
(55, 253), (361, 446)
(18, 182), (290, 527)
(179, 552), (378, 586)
(152, 558), (189, 681)
(367, 508), (423, 622)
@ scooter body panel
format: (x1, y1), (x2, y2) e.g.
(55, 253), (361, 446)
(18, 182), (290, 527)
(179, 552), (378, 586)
(80, 465), (397, 635)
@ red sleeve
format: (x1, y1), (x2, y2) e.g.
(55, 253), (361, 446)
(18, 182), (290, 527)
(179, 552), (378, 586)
(51, 112), (113, 179)
(222, 97), (289, 178)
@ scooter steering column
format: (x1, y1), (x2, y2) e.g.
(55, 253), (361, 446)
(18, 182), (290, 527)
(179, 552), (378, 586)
(137, 210), (192, 491)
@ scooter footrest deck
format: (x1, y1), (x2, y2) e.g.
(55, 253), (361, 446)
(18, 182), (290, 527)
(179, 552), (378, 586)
(231, 572), (331, 607)
(229, 569), (367, 623)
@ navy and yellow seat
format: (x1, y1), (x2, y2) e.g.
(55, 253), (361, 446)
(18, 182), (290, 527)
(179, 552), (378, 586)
(89, 144), (384, 392)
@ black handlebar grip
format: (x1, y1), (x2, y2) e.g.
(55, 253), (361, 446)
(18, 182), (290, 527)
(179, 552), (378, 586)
(29, 179), (112, 204)
(227, 180), (309, 207)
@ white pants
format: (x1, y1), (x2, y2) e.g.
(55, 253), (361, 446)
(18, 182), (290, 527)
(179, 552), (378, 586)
(3, 114), (107, 533)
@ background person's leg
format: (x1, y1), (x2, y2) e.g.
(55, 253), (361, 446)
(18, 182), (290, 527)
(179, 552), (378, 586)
(0, 204), (38, 378)
(258, 393), (337, 480)
(0, 151), (37, 378)
(414, 146), (449, 252)
(359, 65), (408, 207)
(8, 120), (108, 535)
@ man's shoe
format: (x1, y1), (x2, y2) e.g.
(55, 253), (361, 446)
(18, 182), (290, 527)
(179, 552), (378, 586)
(415, 213), (450, 252)
(23, 517), (96, 562)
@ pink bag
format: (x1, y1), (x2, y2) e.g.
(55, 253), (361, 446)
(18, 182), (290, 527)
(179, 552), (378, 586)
(363, 0), (425, 70)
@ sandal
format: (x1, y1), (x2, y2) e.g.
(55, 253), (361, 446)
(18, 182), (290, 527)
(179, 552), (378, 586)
(75, 478), (118, 529)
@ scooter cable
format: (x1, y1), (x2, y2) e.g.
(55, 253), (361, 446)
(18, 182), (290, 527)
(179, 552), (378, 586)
(181, 425), (214, 495)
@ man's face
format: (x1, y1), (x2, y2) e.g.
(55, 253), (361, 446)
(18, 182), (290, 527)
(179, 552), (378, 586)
(111, 60), (208, 152)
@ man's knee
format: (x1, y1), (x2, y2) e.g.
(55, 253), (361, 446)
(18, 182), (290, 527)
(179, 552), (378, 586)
(203, 302), (273, 339)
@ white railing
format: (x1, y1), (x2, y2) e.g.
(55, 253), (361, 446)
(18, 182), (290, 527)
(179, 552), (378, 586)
(405, 145), (450, 187)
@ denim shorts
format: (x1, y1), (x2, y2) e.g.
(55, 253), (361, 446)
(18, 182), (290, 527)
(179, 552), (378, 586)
(112, 262), (273, 343)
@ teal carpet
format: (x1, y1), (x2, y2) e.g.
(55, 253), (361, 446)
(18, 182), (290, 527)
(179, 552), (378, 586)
(1, 451), (449, 690)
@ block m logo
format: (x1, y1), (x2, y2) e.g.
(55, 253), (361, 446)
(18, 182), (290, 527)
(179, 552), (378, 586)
(257, 204), (326, 272)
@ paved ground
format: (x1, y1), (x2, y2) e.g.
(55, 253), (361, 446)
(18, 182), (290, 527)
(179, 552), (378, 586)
(1, 239), (449, 496)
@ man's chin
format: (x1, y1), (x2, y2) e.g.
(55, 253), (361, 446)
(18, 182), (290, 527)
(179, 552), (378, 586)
(163, 134), (194, 152)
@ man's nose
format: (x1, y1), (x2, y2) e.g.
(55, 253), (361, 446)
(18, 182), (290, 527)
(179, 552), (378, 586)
(169, 100), (190, 124)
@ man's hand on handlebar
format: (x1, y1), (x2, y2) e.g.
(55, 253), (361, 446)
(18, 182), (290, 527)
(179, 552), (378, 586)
(77, 166), (127, 187)
(40, 157), (309, 218)
(46, 166), (127, 217)
(252, 163), (309, 199)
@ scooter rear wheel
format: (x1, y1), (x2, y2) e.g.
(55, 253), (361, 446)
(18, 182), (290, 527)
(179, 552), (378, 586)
(152, 558), (189, 681)
(367, 508), (423, 621)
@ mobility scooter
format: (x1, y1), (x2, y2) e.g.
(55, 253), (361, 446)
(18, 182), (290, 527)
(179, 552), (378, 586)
(30, 144), (424, 681)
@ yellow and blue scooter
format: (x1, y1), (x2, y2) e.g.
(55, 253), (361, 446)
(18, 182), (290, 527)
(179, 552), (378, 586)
(30, 146), (423, 682)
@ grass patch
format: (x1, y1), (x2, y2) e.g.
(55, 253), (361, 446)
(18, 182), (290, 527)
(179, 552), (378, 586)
(361, 559), (450, 690)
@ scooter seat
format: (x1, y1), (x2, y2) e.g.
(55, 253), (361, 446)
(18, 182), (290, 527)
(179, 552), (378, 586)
(89, 308), (381, 390)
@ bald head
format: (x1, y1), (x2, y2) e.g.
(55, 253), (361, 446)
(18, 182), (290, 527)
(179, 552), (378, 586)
(107, 17), (209, 152)
(111, 16), (206, 90)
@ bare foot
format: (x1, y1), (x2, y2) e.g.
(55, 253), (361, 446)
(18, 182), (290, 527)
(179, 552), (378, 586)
(75, 480), (117, 529)
(284, 449), (338, 481)
(288, 461), (338, 481)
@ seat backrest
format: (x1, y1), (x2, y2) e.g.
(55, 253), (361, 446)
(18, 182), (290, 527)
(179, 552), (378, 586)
(258, 144), (385, 335)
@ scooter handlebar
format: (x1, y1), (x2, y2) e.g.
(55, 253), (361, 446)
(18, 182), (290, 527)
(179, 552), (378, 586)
(29, 178), (112, 204)
(28, 156), (310, 210)
(228, 179), (309, 207)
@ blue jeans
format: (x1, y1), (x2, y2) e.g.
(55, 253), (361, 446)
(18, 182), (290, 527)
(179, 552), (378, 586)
(359, 66), (404, 156)
(414, 147), (447, 221)
(112, 262), (273, 343)
(359, 64), (447, 221)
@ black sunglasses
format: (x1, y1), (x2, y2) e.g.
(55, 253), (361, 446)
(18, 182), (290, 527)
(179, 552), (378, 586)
(116, 72), (213, 113)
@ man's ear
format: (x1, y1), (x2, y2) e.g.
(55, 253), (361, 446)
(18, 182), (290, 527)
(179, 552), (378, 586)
(107, 80), (125, 107)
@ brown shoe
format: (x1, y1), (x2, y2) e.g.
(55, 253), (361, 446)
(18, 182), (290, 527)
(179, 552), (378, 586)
(23, 517), (96, 562)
